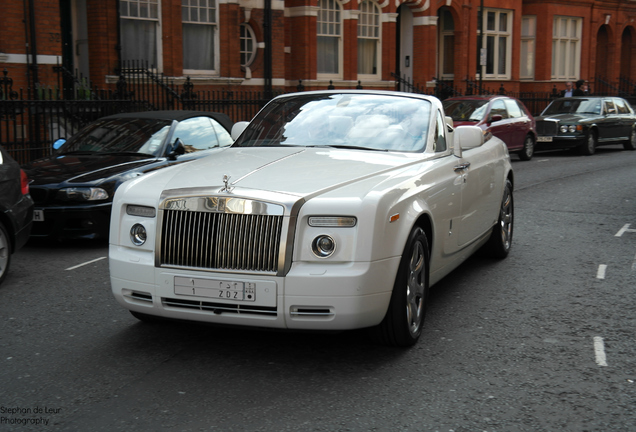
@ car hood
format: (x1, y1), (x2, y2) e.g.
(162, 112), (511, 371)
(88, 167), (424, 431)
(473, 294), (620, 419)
(132, 147), (424, 199)
(23, 154), (159, 185)
(535, 113), (597, 123)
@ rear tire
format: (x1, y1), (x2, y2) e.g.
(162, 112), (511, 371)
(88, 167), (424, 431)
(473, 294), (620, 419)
(375, 227), (429, 347)
(486, 179), (514, 259)
(518, 134), (535, 161)
(624, 128), (636, 151)
(0, 221), (12, 286)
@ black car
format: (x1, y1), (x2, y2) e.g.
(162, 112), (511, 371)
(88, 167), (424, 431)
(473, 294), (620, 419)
(535, 96), (636, 155)
(0, 146), (34, 284)
(22, 110), (233, 240)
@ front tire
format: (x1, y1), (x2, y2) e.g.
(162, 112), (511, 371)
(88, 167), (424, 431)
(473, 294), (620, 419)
(0, 221), (12, 286)
(624, 128), (636, 151)
(376, 227), (430, 347)
(518, 134), (535, 161)
(486, 179), (514, 259)
(580, 130), (597, 155)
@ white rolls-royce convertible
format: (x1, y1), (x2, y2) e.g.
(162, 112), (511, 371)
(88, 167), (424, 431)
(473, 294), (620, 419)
(109, 90), (514, 346)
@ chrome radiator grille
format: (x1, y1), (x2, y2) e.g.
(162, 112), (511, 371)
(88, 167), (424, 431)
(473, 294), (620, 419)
(160, 210), (284, 273)
(536, 120), (558, 136)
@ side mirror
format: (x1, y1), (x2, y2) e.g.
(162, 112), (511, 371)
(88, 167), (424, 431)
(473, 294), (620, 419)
(53, 138), (66, 150)
(231, 121), (249, 141)
(453, 125), (484, 157)
(489, 114), (503, 123)
(167, 138), (186, 160)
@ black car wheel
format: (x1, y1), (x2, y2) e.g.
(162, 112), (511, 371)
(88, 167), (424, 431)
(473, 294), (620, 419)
(518, 134), (535, 161)
(376, 226), (429, 347)
(486, 179), (514, 259)
(580, 130), (597, 155)
(624, 128), (636, 151)
(0, 221), (12, 285)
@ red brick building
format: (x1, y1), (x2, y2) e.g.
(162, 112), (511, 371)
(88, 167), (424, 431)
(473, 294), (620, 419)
(2, 0), (636, 97)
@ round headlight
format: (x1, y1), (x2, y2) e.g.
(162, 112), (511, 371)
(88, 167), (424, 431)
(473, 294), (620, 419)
(568, 125), (576, 133)
(130, 223), (147, 246)
(560, 125), (569, 133)
(311, 235), (336, 258)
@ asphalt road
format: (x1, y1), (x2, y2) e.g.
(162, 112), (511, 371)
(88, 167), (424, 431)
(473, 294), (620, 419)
(1, 145), (635, 431)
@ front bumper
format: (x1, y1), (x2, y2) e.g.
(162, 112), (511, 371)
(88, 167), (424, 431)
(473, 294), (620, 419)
(535, 135), (584, 150)
(31, 202), (111, 239)
(110, 244), (401, 331)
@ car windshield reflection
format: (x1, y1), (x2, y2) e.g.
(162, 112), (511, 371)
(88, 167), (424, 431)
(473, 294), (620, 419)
(542, 99), (602, 116)
(58, 118), (173, 157)
(234, 93), (432, 152)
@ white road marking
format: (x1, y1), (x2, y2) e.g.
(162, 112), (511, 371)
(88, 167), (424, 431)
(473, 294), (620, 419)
(632, 253), (636, 271)
(593, 336), (608, 367)
(596, 264), (607, 279)
(615, 224), (633, 237)
(65, 256), (107, 271)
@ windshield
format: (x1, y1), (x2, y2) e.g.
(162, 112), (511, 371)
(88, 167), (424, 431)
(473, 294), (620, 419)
(59, 118), (173, 156)
(234, 93), (432, 152)
(542, 99), (603, 116)
(442, 100), (489, 122)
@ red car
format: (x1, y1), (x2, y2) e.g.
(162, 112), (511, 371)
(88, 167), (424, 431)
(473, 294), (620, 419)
(443, 96), (537, 161)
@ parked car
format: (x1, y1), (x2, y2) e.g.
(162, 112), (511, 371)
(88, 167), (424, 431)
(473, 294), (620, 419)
(109, 90), (514, 347)
(443, 95), (537, 161)
(0, 145), (34, 285)
(534, 96), (636, 155)
(22, 110), (234, 240)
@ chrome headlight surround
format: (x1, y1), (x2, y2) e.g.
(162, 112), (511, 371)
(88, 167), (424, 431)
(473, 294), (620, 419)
(311, 235), (336, 258)
(130, 223), (147, 246)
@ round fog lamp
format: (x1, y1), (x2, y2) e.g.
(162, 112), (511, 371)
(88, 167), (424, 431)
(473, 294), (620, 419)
(130, 223), (147, 246)
(312, 235), (336, 258)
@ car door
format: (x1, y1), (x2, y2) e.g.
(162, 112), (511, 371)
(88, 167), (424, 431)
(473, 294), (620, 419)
(487, 99), (512, 148)
(612, 98), (633, 139)
(599, 99), (621, 140)
(503, 98), (528, 151)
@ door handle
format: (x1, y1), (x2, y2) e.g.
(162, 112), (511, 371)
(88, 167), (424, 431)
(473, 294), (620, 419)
(454, 162), (471, 171)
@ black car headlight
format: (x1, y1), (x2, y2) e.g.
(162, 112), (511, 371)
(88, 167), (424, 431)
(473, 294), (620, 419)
(58, 187), (109, 201)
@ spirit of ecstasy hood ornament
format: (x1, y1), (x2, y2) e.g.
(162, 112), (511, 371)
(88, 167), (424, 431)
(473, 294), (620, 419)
(220, 175), (234, 193)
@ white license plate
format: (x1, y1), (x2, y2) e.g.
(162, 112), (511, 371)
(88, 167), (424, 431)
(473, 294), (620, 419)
(174, 276), (256, 302)
(537, 136), (553, 142)
(33, 210), (44, 222)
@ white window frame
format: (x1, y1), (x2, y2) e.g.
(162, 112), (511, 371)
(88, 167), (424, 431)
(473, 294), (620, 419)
(478, 9), (512, 80)
(357, 1), (381, 80)
(120, 0), (162, 71)
(317, 0), (343, 79)
(551, 16), (582, 81)
(520, 15), (536, 80)
(182, 0), (219, 75)
(438, 7), (455, 79)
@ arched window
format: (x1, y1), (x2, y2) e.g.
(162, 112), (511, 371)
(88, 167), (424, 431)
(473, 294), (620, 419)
(240, 24), (257, 68)
(317, 0), (342, 76)
(358, 1), (381, 77)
